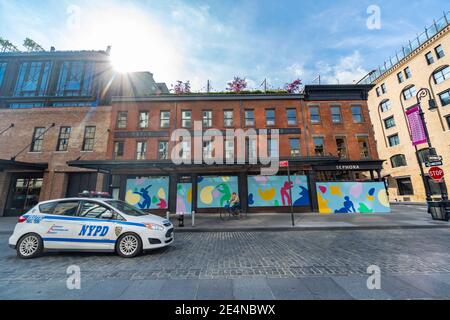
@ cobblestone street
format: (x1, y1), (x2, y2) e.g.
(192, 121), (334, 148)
(1, 227), (450, 299)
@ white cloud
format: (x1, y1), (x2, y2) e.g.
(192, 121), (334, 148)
(317, 51), (369, 84)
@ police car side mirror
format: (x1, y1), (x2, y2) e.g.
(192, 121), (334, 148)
(101, 211), (113, 219)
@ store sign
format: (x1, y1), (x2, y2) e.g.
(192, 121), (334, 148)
(280, 161), (289, 168)
(406, 105), (427, 146)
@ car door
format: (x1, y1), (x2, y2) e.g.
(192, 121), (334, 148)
(72, 201), (117, 251)
(41, 200), (82, 250)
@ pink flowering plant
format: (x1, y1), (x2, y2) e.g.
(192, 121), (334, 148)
(226, 77), (247, 93)
(284, 79), (302, 94)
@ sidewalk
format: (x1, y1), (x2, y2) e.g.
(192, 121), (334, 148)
(170, 204), (449, 232)
(0, 204), (448, 234)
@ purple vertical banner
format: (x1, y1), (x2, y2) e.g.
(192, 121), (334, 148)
(406, 105), (427, 146)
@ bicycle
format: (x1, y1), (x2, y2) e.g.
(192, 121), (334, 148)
(220, 205), (247, 221)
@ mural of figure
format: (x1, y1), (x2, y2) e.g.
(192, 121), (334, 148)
(216, 183), (232, 207)
(133, 185), (152, 209)
(280, 181), (293, 206)
(335, 196), (356, 213)
(293, 186), (310, 206)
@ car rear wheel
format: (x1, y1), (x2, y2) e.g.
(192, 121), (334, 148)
(17, 233), (43, 259)
(116, 233), (142, 258)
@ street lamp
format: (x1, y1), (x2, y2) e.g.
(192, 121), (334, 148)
(415, 88), (448, 202)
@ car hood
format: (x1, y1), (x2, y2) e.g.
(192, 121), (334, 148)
(125, 214), (170, 226)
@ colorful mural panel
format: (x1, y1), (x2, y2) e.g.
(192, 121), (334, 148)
(197, 176), (239, 209)
(316, 182), (390, 214)
(176, 183), (192, 213)
(125, 176), (169, 210)
(247, 175), (310, 207)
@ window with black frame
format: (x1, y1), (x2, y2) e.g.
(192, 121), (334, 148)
(396, 177), (414, 196)
(390, 154), (407, 168)
(14, 61), (52, 97)
(56, 126), (71, 151)
(30, 127), (45, 152)
(55, 61), (94, 97)
(82, 126), (96, 151)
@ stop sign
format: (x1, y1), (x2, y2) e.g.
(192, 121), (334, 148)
(429, 166), (445, 182)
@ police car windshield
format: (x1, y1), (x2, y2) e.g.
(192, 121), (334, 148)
(105, 200), (149, 217)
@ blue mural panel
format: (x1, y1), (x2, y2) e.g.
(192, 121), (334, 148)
(247, 175), (310, 207)
(176, 183), (192, 213)
(125, 176), (169, 210)
(316, 182), (390, 214)
(197, 176), (239, 209)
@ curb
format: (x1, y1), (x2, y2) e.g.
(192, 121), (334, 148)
(173, 224), (450, 233)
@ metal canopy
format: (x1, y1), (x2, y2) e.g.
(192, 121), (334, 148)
(0, 159), (48, 172)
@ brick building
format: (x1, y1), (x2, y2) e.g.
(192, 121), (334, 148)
(69, 85), (388, 214)
(0, 48), (168, 216)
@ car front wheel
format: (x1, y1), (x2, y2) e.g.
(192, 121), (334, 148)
(16, 233), (43, 259)
(116, 233), (142, 258)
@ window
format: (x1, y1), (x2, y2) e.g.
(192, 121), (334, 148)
(266, 109), (275, 126)
(397, 178), (414, 196)
(224, 110), (233, 127)
(203, 141), (213, 159)
(433, 66), (450, 84)
(446, 115), (450, 130)
(335, 137), (347, 159)
(113, 141), (124, 158)
(82, 126), (96, 151)
(435, 45), (445, 59)
(381, 83), (387, 94)
(357, 136), (370, 159)
(309, 106), (320, 123)
(225, 139), (234, 160)
(56, 127), (71, 151)
(30, 127), (45, 152)
(404, 67), (412, 79)
(390, 154), (407, 168)
(245, 110), (254, 126)
(402, 86), (416, 100)
(380, 100), (392, 112)
(14, 61), (52, 97)
(0, 62), (6, 88)
(313, 137), (324, 156)
(52, 201), (80, 216)
(351, 105), (363, 123)
(286, 108), (297, 125)
(388, 134), (400, 147)
(376, 87), (381, 97)
(439, 89), (450, 106)
(427, 176), (446, 195)
(384, 116), (396, 129)
(180, 140), (191, 160)
(56, 61), (94, 96)
(136, 141), (147, 160)
(116, 112), (128, 129)
(425, 52), (435, 65)
(202, 110), (212, 127)
(330, 106), (342, 123)
(158, 141), (168, 160)
(181, 110), (191, 128)
(139, 111), (149, 129)
(417, 148), (432, 163)
(160, 111), (170, 128)
(268, 138), (279, 157)
(289, 138), (300, 158)
(397, 72), (404, 83)
(79, 202), (112, 219)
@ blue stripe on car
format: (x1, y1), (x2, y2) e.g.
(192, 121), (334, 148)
(23, 215), (146, 227)
(43, 238), (116, 244)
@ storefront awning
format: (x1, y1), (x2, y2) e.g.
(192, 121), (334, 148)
(0, 159), (48, 172)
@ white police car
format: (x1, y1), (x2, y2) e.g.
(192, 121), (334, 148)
(8, 197), (174, 259)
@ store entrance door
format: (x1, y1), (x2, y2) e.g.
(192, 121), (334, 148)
(4, 173), (43, 216)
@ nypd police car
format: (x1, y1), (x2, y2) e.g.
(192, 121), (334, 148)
(8, 197), (174, 259)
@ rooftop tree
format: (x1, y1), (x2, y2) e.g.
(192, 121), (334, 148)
(23, 38), (44, 52)
(227, 77), (247, 93)
(284, 79), (302, 94)
(0, 37), (19, 52)
(172, 80), (191, 94)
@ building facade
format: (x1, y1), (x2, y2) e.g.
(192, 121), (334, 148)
(69, 85), (389, 215)
(361, 12), (450, 202)
(0, 48), (167, 216)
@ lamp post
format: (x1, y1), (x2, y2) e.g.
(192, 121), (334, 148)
(415, 88), (448, 201)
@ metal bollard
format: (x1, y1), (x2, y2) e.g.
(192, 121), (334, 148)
(192, 211), (195, 227)
(178, 212), (184, 227)
(166, 211), (170, 221)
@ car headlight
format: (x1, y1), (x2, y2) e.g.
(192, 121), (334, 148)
(144, 223), (164, 231)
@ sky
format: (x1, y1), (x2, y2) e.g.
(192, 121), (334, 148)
(0, 0), (448, 91)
